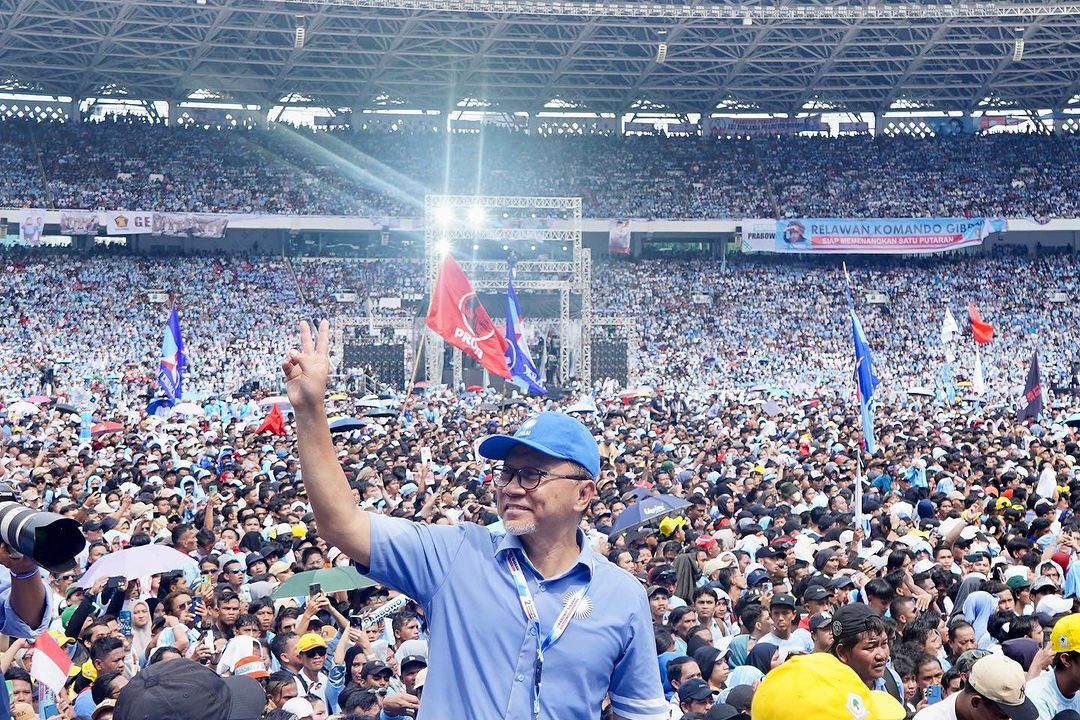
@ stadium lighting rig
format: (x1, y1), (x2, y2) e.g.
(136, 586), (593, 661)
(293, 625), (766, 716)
(265, 0), (1080, 20)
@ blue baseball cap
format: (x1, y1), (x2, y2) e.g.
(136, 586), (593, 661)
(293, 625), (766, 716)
(478, 412), (601, 479)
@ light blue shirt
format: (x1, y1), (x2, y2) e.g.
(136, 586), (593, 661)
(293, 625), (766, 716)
(361, 513), (668, 720)
(1027, 669), (1080, 719)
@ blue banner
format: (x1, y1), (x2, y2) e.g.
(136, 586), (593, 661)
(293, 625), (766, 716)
(157, 305), (187, 402)
(504, 265), (546, 395)
(742, 217), (1007, 254)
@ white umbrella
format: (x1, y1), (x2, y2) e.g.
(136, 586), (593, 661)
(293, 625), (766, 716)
(259, 396), (291, 409)
(4, 401), (40, 416)
(172, 402), (206, 416)
(905, 386), (934, 398)
(77, 545), (195, 588)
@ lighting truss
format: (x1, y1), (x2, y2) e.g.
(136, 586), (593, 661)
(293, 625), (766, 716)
(423, 194), (591, 387)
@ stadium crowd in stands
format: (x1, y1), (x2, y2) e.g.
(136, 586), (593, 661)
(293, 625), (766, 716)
(0, 246), (1078, 719)
(3, 118), (1080, 220)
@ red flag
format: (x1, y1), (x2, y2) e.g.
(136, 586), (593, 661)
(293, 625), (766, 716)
(30, 632), (73, 694)
(426, 255), (512, 379)
(255, 404), (287, 436)
(968, 304), (994, 344)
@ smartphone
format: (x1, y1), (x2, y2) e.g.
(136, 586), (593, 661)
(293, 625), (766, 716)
(118, 610), (132, 637)
(204, 629), (214, 651)
(924, 685), (942, 705)
(309, 583), (321, 597)
(208, 483), (219, 495)
(105, 577), (121, 593)
(420, 447), (432, 465)
(349, 612), (364, 628)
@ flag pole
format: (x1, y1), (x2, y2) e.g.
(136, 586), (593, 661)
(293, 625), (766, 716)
(400, 330), (428, 415)
(842, 262), (869, 538)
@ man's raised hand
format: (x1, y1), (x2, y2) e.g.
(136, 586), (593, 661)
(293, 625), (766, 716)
(282, 319), (331, 412)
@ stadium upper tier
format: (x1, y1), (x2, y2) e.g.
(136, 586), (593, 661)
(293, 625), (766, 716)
(1, 119), (1078, 220)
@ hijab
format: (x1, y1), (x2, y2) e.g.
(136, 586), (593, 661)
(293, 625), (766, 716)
(962, 591), (997, 649)
(128, 599), (153, 663)
(746, 642), (778, 675)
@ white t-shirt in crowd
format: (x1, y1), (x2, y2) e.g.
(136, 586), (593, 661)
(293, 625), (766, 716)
(1026, 670), (1080, 719)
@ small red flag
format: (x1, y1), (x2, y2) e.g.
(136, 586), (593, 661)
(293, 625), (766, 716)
(425, 255), (512, 379)
(255, 404), (287, 436)
(968, 303), (994, 344)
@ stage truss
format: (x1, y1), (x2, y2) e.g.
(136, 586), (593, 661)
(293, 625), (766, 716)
(423, 194), (593, 388)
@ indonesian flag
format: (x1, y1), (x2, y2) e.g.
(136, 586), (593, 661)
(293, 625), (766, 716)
(30, 632), (73, 694)
(426, 255), (511, 379)
(968, 303), (994, 344)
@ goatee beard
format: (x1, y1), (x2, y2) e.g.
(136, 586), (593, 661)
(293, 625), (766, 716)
(503, 519), (537, 536)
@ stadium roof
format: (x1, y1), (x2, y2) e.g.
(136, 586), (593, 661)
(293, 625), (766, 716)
(4, 0), (1080, 115)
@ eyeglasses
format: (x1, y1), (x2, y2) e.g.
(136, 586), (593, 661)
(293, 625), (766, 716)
(302, 648), (327, 658)
(58, 574), (78, 582)
(493, 463), (592, 491)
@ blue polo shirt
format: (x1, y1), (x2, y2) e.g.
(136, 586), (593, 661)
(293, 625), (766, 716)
(360, 513), (668, 720)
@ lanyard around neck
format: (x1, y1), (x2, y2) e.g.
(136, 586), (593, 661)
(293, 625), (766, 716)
(505, 550), (591, 719)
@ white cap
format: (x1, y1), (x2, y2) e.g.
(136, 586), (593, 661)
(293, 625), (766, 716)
(281, 698), (314, 719)
(967, 654), (1037, 720)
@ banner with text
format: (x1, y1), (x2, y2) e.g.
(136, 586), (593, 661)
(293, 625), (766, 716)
(711, 116), (827, 136)
(106, 210), (154, 235)
(741, 217), (1007, 254)
(59, 210), (99, 236)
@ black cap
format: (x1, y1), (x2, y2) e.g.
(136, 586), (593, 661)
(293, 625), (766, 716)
(724, 685), (755, 712)
(703, 703), (740, 720)
(755, 547), (781, 559)
(222, 677), (266, 720)
(769, 593), (797, 609)
(829, 603), (880, 644)
(115, 659), (229, 720)
(808, 612), (833, 632)
(677, 678), (717, 703)
(693, 645), (723, 683)
(400, 655), (427, 671)
(647, 585), (670, 598)
(244, 552), (265, 568)
(361, 660), (393, 677)
(802, 585), (830, 603)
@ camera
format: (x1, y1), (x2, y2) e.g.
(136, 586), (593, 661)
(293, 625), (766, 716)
(0, 483), (86, 571)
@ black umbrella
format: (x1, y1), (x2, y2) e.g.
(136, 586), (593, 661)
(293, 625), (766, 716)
(607, 494), (690, 537)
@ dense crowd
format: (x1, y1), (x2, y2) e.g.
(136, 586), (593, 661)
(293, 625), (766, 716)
(0, 247), (1079, 720)
(3, 118), (1080, 219)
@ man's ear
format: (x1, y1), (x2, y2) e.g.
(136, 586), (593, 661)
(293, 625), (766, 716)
(574, 480), (597, 513)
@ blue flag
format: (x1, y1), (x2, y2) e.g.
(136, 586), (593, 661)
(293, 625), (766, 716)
(851, 308), (879, 453)
(157, 305), (187, 402)
(504, 265), (546, 395)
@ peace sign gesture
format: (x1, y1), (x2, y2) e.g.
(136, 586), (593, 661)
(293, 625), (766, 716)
(282, 320), (331, 412)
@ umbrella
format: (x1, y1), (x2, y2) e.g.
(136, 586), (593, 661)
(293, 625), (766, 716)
(172, 402), (206, 416)
(607, 494), (689, 537)
(499, 399), (526, 409)
(77, 545), (196, 588)
(272, 566), (376, 599)
(466, 385), (484, 392)
(566, 396), (598, 414)
(327, 393), (348, 401)
(90, 421), (124, 437)
(259, 396), (291, 409)
(26, 395), (52, 404)
(329, 417), (367, 433)
(55, 403), (80, 416)
(356, 399), (388, 409)
(5, 401), (40, 416)
(363, 409), (398, 419)
(146, 398), (173, 416)
(1065, 414), (1080, 428)
(906, 386), (934, 397)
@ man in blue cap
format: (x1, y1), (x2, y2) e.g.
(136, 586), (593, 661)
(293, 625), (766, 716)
(284, 320), (667, 720)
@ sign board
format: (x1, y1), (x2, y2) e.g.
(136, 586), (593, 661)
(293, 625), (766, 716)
(865, 292), (888, 304)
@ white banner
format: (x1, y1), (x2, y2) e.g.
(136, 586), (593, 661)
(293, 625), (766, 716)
(106, 210), (154, 235)
(12, 209), (46, 246)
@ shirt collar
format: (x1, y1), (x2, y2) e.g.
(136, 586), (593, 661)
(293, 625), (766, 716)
(494, 527), (596, 580)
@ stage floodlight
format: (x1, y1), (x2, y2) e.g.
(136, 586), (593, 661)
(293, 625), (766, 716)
(434, 203), (454, 226)
(436, 239), (452, 255)
(467, 206), (486, 226)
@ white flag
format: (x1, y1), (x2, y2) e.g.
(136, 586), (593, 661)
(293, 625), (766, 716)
(973, 348), (986, 395)
(940, 307), (959, 344)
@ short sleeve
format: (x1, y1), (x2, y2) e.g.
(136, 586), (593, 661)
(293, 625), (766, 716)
(607, 588), (669, 720)
(359, 513), (470, 606)
(0, 571), (54, 639)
